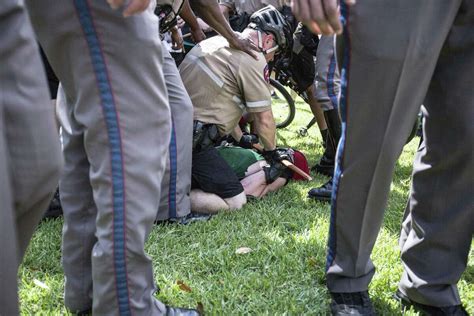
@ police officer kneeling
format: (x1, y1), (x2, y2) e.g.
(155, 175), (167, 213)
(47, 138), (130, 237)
(179, 5), (292, 213)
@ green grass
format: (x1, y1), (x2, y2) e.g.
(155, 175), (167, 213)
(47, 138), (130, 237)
(19, 97), (473, 315)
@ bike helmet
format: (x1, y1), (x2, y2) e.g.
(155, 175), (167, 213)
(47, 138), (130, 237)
(248, 5), (292, 53)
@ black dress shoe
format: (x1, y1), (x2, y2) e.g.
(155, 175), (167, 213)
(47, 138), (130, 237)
(308, 179), (333, 202)
(156, 212), (212, 225)
(166, 305), (200, 316)
(394, 289), (468, 316)
(75, 308), (92, 316)
(43, 188), (63, 219)
(330, 291), (376, 316)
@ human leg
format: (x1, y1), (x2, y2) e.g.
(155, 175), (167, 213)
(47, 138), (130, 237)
(0, 135), (19, 316)
(190, 189), (246, 213)
(191, 147), (246, 213)
(27, 1), (172, 314)
(60, 127), (97, 312)
(157, 50), (193, 221)
(306, 85), (327, 131)
(398, 2), (474, 307)
(310, 35), (341, 177)
(327, 0), (462, 294)
(0, 0), (62, 313)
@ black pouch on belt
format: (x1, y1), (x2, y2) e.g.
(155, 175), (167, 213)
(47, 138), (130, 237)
(192, 121), (220, 152)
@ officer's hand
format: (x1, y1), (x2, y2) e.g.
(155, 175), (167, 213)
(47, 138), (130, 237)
(291, 0), (355, 35)
(262, 148), (290, 164)
(229, 32), (259, 60)
(177, 17), (185, 29)
(263, 161), (287, 184)
(191, 27), (206, 43)
(107, 0), (150, 17)
(238, 133), (259, 149)
(198, 18), (212, 33)
(171, 27), (184, 50)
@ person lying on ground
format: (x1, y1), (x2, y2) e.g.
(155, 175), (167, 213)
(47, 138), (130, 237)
(191, 146), (310, 213)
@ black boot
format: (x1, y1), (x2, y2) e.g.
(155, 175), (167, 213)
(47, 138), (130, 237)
(311, 109), (341, 177)
(320, 128), (328, 149)
(307, 178), (333, 202)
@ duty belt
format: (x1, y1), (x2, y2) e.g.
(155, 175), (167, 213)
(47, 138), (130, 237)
(192, 120), (220, 152)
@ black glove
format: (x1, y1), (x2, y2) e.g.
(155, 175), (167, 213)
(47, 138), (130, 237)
(238, 133), (259, 149)
(262, 148), (291, 164)
(262, 148), (295, 183)
(263, 162), (287, 184)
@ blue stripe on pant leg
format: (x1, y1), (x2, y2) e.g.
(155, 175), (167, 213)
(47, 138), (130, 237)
(326, 2), (351, 271)
(73, 1), (131, 314)
(168, 120), (177, 218)
(327, 52), (339, 110)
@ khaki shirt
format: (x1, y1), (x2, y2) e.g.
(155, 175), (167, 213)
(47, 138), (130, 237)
(179, 36), (271, 135)
(219, 0), (288, 15)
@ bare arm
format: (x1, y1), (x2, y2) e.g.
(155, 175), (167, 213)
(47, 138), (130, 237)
(252, 110), (276, 151)
(170, 26), (184, 50)
(179, 0), (206, 42)
(220, 3), (232, 20)
(230, 125), (244, 142)
(190, 0), (258, 58)
(260, 177), (287, 197)
(241, 171), (287, 198)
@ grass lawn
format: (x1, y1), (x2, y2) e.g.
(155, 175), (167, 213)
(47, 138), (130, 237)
(19, 97), (473, 315)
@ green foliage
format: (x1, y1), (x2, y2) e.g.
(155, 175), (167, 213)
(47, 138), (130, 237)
(19, 97), (473, 315)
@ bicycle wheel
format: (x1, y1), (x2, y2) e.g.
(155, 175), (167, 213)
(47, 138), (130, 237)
(270, 78), (296, 129)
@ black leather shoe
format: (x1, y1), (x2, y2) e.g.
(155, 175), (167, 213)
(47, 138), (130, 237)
(155, 212), (212, 225)
(308, 179), (333, 202)
(75, 308), (92, 316)
(166, 305), (200, 316)
(394, 289), (468, 316)
(43, 188), (63, 219)
(330, 291), (376, 316)
(170, 212), (212, 225)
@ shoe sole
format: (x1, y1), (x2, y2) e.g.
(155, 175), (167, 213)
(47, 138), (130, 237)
(307, 194), (331, 202)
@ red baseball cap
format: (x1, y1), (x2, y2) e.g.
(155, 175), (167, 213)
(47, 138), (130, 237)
(291, 149), (310, 181)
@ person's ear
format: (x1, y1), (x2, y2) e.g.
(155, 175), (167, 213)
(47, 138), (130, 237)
(263, 33), (275, 49)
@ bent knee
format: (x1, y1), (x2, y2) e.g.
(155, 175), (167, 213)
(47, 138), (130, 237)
(225, 192), (247, 210)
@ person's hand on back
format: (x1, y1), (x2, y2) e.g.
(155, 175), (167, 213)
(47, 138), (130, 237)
(228, 32), (259, 60)
(191, 26), (207, 43)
